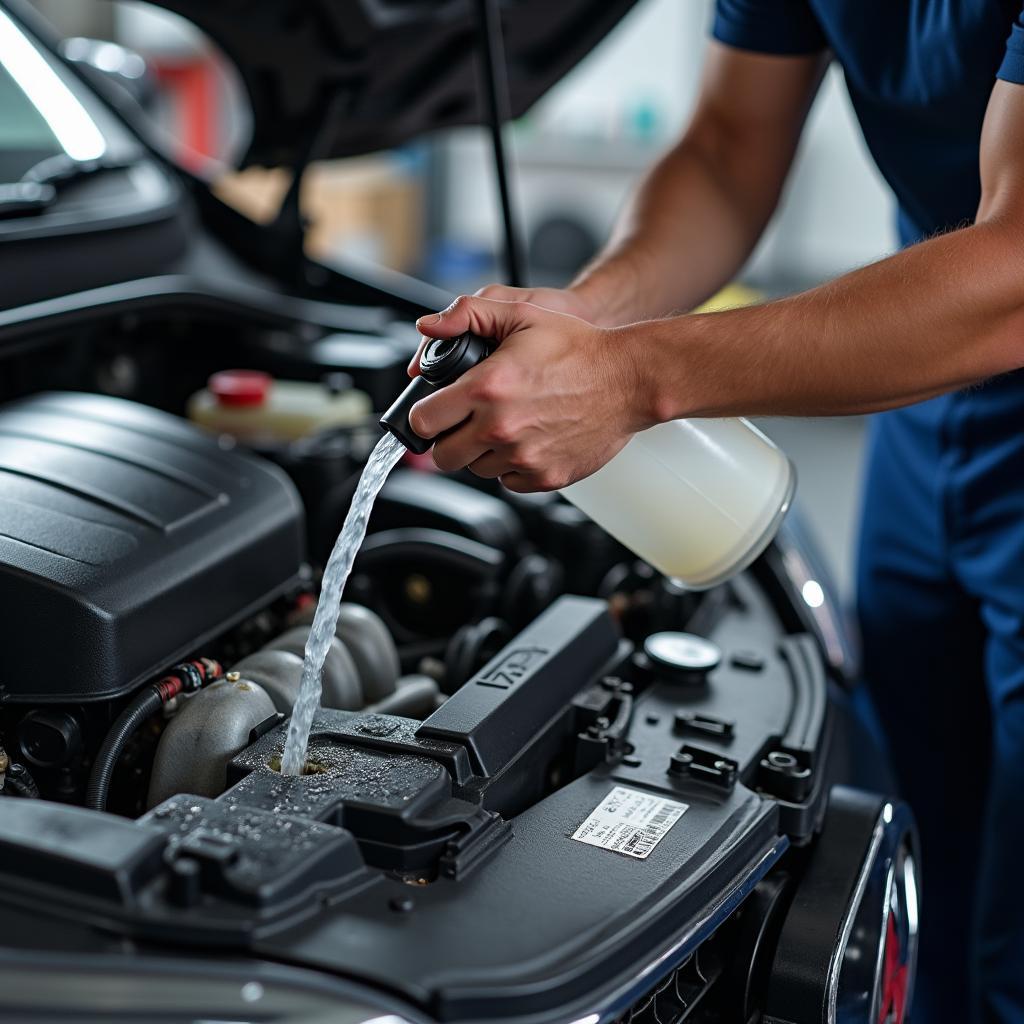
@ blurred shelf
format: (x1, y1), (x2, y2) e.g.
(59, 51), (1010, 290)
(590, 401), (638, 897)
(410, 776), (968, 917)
(511, 134), (665, 173)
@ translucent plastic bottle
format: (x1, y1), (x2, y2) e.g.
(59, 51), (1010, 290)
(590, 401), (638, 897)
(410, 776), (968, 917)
(560, 418), (794, 589)
(383, 334), (795, 590)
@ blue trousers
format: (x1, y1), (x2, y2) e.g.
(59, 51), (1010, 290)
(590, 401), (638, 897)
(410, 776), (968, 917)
(857, 370), (1024, 1024)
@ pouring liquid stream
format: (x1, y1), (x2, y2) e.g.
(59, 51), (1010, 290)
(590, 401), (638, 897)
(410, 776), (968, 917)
(280, 432), (405, 775)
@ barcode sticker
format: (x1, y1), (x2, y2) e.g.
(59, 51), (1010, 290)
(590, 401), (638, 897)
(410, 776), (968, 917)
(571, 786), (688, 860)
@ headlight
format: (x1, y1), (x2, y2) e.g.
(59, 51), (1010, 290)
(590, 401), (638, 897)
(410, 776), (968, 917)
(761, 510), (859, 683)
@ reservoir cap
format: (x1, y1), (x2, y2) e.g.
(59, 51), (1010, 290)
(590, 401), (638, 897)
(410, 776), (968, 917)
(209, 369), (272, 408)
(643, 632), (722, 681)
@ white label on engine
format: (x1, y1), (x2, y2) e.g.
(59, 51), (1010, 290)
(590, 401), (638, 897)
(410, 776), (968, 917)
(571, 786), (688, 860)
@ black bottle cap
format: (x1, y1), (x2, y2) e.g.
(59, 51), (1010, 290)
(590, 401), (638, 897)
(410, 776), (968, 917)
(420, 333), (495, 385)
(380, 332), (496, 453)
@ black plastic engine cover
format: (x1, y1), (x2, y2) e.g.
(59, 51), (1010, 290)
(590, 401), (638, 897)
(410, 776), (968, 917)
(0, 392), (304, 702)
(0, 583), (855, 1023)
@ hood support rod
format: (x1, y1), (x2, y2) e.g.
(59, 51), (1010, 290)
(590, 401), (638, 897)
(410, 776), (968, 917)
(267, 89), (352, 285)
(475, 0), (525, 288)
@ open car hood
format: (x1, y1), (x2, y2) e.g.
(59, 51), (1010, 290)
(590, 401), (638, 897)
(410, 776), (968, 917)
(143, 0), (642, 168)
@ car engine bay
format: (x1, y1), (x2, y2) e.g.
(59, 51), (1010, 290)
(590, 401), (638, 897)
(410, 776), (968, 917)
(0, 364), (898, 1022)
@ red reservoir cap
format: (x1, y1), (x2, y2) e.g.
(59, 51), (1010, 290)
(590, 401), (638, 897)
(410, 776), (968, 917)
(209, 369), (272, 407)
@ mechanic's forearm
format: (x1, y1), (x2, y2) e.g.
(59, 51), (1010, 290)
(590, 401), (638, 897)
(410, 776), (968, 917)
(567, 136), (771, 327)
(565, 46), (827, 328)
(638, 219), (1024, 419)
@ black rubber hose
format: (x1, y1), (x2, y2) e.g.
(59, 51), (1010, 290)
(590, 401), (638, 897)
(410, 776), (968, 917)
(3, 763), (39, 798)
(85, 686), (162, 811)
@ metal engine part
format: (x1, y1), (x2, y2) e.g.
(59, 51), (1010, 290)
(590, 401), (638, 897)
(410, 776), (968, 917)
(229, 649), (305, 714)
(290, 602), (400, 703)
(264, 627), (363, 710)
(147, 604), (406, 804)
(146, 678), (276, 807)
(365, 674), (440, 717)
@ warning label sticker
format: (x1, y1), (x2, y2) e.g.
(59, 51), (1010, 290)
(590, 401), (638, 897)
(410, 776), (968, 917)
(571, 786), (688, 860)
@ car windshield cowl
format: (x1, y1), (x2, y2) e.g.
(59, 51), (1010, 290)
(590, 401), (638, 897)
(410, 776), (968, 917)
(0, 153), (137, 217)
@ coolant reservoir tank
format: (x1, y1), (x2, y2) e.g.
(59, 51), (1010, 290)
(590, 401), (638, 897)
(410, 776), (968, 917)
(188, 369), (371, 443)
(382, 333), (794, 590)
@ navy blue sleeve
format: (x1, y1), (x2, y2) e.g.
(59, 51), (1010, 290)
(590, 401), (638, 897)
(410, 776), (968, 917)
(713, 0), (827, 56)
(998, 6), (1024, 83)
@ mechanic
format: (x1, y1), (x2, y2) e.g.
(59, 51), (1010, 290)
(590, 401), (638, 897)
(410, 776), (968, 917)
(406, 1), (1024, 1019)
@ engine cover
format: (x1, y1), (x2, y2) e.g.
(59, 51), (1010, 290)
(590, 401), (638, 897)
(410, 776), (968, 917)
(0, 392), (303, 702)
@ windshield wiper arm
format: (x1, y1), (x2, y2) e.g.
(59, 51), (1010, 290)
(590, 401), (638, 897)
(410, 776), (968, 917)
(0, 153), (133, 219)
(0, 180), (55, 217)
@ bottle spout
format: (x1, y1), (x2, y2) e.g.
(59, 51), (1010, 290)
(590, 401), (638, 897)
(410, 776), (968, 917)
(380, 332), (495, 454)
(380, 376), (437, 455)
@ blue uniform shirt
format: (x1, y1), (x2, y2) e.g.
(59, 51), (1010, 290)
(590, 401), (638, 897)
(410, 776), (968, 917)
(712, 7), (1024, 1016)
(713, 0), (1024, 243)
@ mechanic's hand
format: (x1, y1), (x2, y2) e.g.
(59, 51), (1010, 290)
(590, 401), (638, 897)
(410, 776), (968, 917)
(475, 283), (599, 320)
(406, 285), (599, 377)
(407, 295), (653, 493)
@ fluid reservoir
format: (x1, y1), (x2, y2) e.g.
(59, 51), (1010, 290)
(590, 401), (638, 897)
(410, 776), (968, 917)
(382, 333), (794, 590)
(188, 369), (371, 444)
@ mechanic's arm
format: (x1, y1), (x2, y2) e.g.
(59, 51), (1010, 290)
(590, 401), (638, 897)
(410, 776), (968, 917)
(409, 84), (1024, 491)
(632, 77), (1024, 418)
(475, 42), (827, 325)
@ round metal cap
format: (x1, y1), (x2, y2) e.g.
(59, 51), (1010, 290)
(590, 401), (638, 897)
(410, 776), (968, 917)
(643, 632), (722, 678)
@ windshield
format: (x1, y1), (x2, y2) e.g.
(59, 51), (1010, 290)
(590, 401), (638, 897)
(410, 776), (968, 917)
(0, 59), (64, 181)
(0, 62), (61, 158)
(0, 5), (123, 184)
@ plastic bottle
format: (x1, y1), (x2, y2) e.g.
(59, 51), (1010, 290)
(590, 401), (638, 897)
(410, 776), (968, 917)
(560, 418), (793, 589)
(382, 333), (795, 590)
